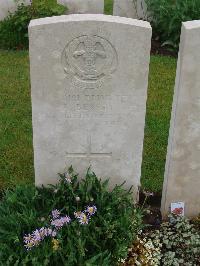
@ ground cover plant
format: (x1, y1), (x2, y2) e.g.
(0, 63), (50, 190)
(0, 51), (177, 192)
(155, 215), (200, 265)
(120, 214), (200, 266)
(0, 167), (143, 265)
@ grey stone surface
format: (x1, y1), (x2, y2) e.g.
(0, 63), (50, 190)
(0, 0), (31, 21)
(161, 20), (200, 218)
(29, 14), (151, 199)
(113, 0), (147, 20)
(57, 0), (104, 14)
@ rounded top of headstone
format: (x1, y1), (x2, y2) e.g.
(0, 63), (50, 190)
(182, 20), (200, 30)
(29, 14), (151, 30)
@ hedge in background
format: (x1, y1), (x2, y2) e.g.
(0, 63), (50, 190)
(146, 0), (200, 50)
(0, 0), (66, 50)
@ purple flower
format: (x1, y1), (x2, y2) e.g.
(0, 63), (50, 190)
(44, 228), (57, 237)
(24, 234), (33, 245)
(74, 211), (90, 225)
(33, 229), (43, 242)
(24, 230), (42, 250)
(77, 212), (90, 225)
(51, 215), (71, 229)
(85, 205), (97, 216)
(74, 205), (97, 225)
(24, 227), (57, 251)
(51, 209), (61, 220)
(62, 215), (71, 224)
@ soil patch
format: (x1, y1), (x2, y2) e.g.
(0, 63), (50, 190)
(151, 39), (177, 58)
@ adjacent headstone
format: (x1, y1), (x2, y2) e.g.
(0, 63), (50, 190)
(161, 21), (200, 218)
(137, 0), (148, 20)
(57, 0), (104, 14)
(0, 0), (31, 21)
(29, 14), (151, 199)
(113, 0), (147, 20)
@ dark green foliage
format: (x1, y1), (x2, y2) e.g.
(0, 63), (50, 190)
(0, 167), (143, 265)
(0, 0), (66, 50)
(193, 214), (200, 231)
(146, 0), (200, 50)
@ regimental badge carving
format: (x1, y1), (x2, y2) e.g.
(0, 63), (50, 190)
(62, 35), (118, 81)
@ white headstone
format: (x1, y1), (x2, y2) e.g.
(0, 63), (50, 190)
(57, 0), (104, 14)
(113, 0), (147, 20)
(0, 0), (31, 21)
(29, 14), (151, 199)
(161, 20), (200, 218)
(137, 0), (148, 20)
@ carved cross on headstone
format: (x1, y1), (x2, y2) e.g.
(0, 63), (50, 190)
(73, 36), (106, 76)
(66, 132), (112, 161)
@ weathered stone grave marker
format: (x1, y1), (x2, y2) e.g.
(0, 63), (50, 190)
(66, 132), (112, 158)
(0, 0), (31, 21)
(57, 0), (104, 14)
(161, 20), (200, 217)
(113, 0), (147, 20)
(29, 14), (151, 199)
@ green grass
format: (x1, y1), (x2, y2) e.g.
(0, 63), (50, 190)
(104, 0), (113, 15)
(141, 56), (177, 192)
(0, 51), (34, 188)
(0, 51), (176, 192)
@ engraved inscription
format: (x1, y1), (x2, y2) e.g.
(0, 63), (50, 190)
(71, 76), (104, 90)
(64, 93), (135, 121)
(62, 35), (118, 82)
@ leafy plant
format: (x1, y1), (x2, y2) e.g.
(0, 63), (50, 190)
(119, 232), (161, 266)
(148, 214), (200, 265)
(146, 0), (200, 50)
(192, 214), (200, 231)
(0, 0), (66, 50)
(121, 214), (200, 266)
(0, 167), (143, 265)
